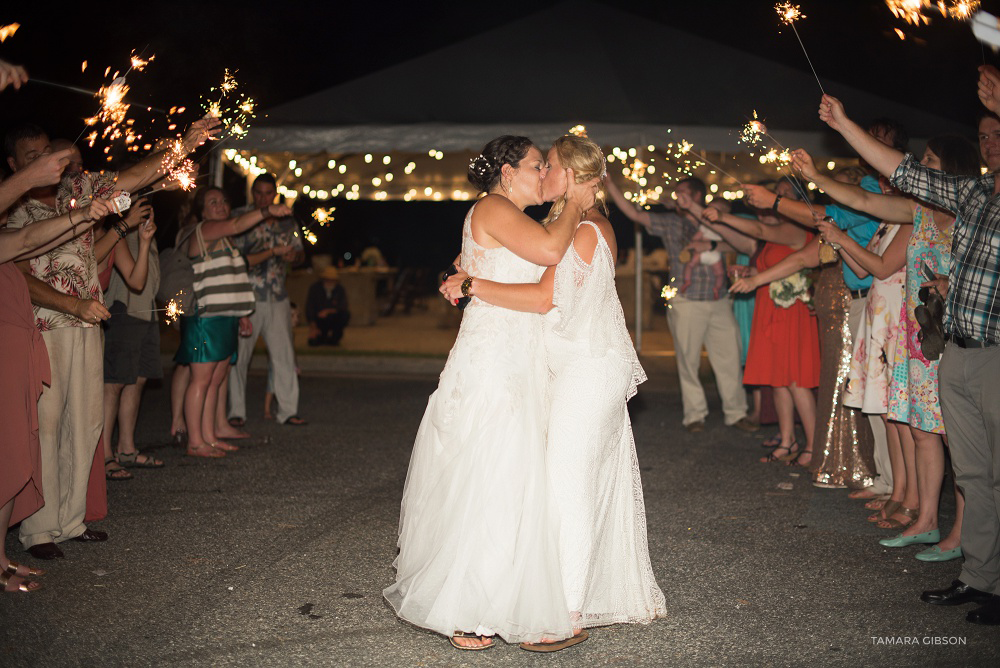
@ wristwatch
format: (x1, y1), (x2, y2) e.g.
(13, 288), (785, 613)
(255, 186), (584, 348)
(460, 276), (475, 298)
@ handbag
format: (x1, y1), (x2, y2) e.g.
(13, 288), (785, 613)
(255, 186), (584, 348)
(156, 226), (198, 313)
(191, 224), (256, 317)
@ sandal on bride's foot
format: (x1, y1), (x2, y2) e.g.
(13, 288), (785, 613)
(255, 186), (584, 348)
(1, 571), (42, 593)
(878, 505), (919, 530)
(186, 443), (226, 458)
(449, 632), (494, 651)
(3, 561), (44, 578)
(520, 630), (589, 653)
(208, 441), (239, 453)
(868, 499), (901, 523)
(760, 442), (799, 464)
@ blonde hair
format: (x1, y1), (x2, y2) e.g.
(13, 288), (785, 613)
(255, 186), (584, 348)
(542, 135), (608, 225)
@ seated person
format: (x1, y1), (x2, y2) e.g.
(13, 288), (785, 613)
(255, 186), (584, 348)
(306, 267), (350, 346)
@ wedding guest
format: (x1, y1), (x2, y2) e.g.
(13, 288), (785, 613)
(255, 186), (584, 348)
(606, 177), (753, 433)
(228, 173), (306, 427)
(5, 118), (219, 559)
(306, 266), (350, 346)
(819, 84), (1000, 625)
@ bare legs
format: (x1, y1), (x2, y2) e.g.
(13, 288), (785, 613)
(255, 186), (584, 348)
(1, 498), (43, 592)
(878, 421), (919, 528)
(760, 384), (815, 465)
(170, 364), (190, 438)
(898, 427), (965, 548)
(214, 371), (249, 439)
(184, 361), (226, 456)
(869, 415), (906, 517)
(788, 383), (816, 466)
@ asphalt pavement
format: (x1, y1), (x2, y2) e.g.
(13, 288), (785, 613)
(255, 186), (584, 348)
(2, 359), (997, 667)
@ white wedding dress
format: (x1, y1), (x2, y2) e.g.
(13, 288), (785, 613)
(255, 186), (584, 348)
(545, 221), (666, 626)
(383, 203), (575, 644)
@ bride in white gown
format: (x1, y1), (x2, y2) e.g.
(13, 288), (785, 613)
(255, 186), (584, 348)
(442, 135), (666, 639)
(383, 136), (598, 650)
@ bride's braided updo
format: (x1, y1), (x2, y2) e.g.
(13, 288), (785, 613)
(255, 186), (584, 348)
(542, 135), (608, 225)
(467, 135), (535, 193)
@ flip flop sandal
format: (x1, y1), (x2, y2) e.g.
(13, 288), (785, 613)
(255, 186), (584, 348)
(449, 632), (494, 651)
(117, 451), (165, 468)
(520, 630), (589, 653)
(104, 458), (133, 481)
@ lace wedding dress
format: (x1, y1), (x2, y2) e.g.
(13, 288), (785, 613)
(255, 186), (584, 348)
(545, 221), (666, 627)
(383, 203), (575, 644)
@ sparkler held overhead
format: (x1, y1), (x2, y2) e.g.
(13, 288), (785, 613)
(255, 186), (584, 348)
(774, 2), (826, 95)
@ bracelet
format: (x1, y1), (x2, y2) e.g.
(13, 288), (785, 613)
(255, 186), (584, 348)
(114, 219), (128, 240)
(771, 194), (782, 213)
(460, 276), (475, 298)
(260, 206), (270, 219)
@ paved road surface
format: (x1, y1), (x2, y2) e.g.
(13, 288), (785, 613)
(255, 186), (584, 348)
(2, 361), (995, 667)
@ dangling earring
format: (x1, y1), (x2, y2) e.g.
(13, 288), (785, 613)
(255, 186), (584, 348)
(505, 180), (512, 197)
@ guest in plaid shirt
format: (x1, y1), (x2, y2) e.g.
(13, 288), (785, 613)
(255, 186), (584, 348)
(817, 87), (1000, 626)
(606, 176), (753, 434)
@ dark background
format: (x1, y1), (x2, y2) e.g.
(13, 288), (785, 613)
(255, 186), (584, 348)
(2, 0), (997, 279)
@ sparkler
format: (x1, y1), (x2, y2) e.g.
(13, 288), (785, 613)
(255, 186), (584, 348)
(0, 23), (20, 42)
(201, 69), (256, 141)
(312, 207), (336, 225)
(775, 2), (825, 95)
(886, 0), (979, 24)
(672, 140), (740, 182)
(661, 280), (678, 308)
(129, 298), (183, 325)
(568, 124), (588, 137)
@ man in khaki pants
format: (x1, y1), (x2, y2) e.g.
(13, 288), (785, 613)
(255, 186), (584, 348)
(607, 177), (752, 433)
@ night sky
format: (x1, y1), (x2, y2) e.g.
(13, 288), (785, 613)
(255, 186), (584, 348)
(2, 0), (998, 275)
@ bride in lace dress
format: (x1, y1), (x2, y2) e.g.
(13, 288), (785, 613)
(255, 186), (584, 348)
(442, 135), (666, 640)
(383, 136), (598, 650)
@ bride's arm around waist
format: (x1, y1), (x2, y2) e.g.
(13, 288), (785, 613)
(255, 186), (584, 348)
(442, 265), (556, 314)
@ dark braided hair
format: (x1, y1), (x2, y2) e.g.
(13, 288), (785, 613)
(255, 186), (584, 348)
(467, 135), (535, 193)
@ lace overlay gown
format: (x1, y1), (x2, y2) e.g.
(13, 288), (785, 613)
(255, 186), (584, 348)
(384, 204), (574, 644)
(544, 221), (666, 627)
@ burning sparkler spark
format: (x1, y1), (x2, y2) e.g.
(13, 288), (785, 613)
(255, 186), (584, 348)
(661, 281), (679, 308)
(740, 111), (768, 147)
(568, 124), (588, 137)
(164, 298), (182, 324)
(201, 69), (256, 140)
(0, 23), (19, 42)
(303, 230), (318, 245)
(312, 207), (336, 225)
(775, 2), (804, 24)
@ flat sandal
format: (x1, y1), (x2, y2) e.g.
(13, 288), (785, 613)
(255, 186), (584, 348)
(878, 505), (919, 530)
(868, 499), (901, 523)
(449, 632), (493, 651)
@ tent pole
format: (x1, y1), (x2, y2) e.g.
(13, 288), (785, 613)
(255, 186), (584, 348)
(634, 222), (643, 353)
(210, 151), (224, 189)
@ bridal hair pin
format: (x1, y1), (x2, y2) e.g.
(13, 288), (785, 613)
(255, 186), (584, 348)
(469, 153), (493, 177)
